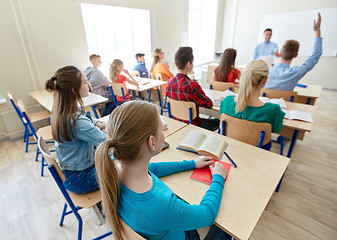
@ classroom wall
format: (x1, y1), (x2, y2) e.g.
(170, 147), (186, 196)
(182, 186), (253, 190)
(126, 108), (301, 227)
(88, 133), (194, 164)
(221, 0), (337, 89)
(0, 0), (188, 141)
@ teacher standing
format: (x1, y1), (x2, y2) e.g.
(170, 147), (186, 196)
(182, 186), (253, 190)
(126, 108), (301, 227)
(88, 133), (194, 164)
(252, 28), (278, 60)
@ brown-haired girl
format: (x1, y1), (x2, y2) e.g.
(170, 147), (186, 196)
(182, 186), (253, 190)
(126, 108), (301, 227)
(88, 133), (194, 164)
(95, 100), (231, 240)
(214, 48), (241, 83)
(45, 66), (106, 194)
(109, 59), (139, 103)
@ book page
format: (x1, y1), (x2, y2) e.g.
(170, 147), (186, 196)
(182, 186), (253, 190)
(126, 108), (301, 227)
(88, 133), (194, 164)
(197, 135), (228, 160)
(160, 117), (168, 130)
(282, 110), (313, 122)
(177, 131), (207, 152)
(219, 90), (237, 100)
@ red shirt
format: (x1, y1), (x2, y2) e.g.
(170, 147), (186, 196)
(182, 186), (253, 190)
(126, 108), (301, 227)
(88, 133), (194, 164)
(165, 73), (213, 125)
(214, 67), (240, 83)
(116, 71), (130, 102)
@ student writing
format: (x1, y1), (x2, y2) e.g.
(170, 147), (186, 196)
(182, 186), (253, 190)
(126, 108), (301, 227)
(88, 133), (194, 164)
(95, 100), (231, 240)
(109, 59), (139, 103)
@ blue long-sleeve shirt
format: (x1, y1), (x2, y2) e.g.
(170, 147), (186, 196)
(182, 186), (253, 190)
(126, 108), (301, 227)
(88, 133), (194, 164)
(56, 111), (106, 171)
(133, 62), (149, 78)
(265, 37), (322, 91)
(119, 160), (225, 240)
(252, 41), (278, 60)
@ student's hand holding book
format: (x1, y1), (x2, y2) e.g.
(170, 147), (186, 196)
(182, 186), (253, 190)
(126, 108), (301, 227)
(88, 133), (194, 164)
(210, 162), (228, 179)
(194, 156), (214, 168)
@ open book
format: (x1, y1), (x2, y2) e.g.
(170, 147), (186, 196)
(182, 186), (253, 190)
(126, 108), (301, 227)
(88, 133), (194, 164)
(259, 96), (287, 109)
(177, 130), (228, 160)
(190, 160), (231, 185)
(282, 110), (313, 123)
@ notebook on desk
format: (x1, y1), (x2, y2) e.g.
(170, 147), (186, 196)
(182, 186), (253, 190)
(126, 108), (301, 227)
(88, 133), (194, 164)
(190, 160), (231, 185)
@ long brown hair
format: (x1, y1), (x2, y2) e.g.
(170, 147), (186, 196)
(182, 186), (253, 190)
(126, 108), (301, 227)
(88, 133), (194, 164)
(150, 48), (162, 73)
(109, 59), (123, 82)
(45, 66), (84, 142)
(236, 60), (268, 113)
(215, 48), (237, 82)
(95, 101), (160, 240)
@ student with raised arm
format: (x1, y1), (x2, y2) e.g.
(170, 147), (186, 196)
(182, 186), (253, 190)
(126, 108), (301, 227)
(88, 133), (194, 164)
(95, 101), (231, 240)
(45, 66), (106, 224)
(265, 13), (322, 91)
(220, 60), (285, 150)
(150, 48), (174, 82)
(213, 48), (241, 83)
(252, 28), (279, 60)
(109, 59), (139, 103)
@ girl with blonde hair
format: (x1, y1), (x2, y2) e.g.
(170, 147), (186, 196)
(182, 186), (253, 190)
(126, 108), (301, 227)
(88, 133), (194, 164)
(150, 48), (174, 82)
(109, 59), (139, 103)
(220, 60), (285, 150)
(95, 100), (231, 240)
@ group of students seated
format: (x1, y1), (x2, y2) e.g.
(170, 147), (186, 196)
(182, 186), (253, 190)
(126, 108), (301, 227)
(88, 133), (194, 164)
(44, 13), (322, 240)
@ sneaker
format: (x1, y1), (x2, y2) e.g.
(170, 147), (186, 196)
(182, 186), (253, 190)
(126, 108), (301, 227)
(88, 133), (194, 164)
(89, 204), (105, 226)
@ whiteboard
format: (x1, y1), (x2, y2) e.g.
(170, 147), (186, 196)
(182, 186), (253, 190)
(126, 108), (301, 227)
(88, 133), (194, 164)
(259, 7), (337, 57)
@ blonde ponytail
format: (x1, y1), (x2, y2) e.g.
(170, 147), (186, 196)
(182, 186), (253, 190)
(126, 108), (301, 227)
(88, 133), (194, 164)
(95, 140), (124, 240)
(109, 59), (123, 82)
(235, 60), (268, 113)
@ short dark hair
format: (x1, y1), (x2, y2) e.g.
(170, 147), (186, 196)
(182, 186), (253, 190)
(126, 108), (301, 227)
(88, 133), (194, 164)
(264, 28), (272, 33)
(175, 47), (193, 70)
(89, 54), (100, 62)
(135, 53), (145, 60)
(281, 40), (300, 60)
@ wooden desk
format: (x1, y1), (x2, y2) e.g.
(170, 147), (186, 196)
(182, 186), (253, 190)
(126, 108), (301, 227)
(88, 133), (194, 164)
(99, 115), (187, 138)
(201, 88), (316, 157)
(294, 84), (323, 105)
(130, 77), (167, 92)
(152, 124), (290, 240)
(29, 90), (108, 112)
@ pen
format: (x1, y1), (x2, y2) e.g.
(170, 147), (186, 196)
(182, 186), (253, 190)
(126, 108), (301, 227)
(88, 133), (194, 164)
(224, 152), (237, 168)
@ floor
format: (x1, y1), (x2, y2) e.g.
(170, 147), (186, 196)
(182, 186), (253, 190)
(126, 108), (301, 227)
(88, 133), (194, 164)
(0, 89), (336, 240)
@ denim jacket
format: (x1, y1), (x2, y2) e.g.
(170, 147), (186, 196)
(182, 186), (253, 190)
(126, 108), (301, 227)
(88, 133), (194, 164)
(56, 111), (106, 171)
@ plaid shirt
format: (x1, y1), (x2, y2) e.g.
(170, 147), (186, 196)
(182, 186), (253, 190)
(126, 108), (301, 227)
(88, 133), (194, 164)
(165, 73), (213, 125)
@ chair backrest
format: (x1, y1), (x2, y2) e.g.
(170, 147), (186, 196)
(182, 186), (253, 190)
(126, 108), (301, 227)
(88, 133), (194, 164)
(149, 72), (163, 80)
(38, 136), (66, 182)
(110, 83), (127, 97)
(7, 91), (25, 122)
(206, 63), (218, 84)
(122, 221), (146, 240)
(209, 80), (235, 91)
(220, 113), (271, 147)
(130, 70), (140, 77)
(167, 97), (197, 123)
(262, 88), (298, 102)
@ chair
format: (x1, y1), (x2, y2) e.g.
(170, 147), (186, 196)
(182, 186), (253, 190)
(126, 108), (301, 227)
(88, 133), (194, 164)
(87, 84), (101, 119)
(262, 88), (298, 102)
(38, 137), (145, 240)
(206, 63), (218, 84)
(167, 97), (197, 124)
(130, 70), (140, 77)
(7, 91), (50, 152)
(209, 81), (235, 91)
(220, 113), (285, 191)
(37, 137), (109, 240)
(149, 72), (163, 80)
(109, 83), (127, 107)
(17, 99), (54, 176)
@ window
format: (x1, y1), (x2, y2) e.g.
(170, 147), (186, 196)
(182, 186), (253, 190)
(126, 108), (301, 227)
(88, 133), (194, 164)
(81, 3), (152, 76)
(188, 0), (218, 64)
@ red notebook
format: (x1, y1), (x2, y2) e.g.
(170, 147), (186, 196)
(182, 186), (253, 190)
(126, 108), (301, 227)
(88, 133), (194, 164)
(190, 160), (231, 185)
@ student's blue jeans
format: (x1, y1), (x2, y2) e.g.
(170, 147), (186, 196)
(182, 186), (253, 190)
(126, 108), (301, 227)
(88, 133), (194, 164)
(185, 225), (232, 240)
(63, 165), (99, 194)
